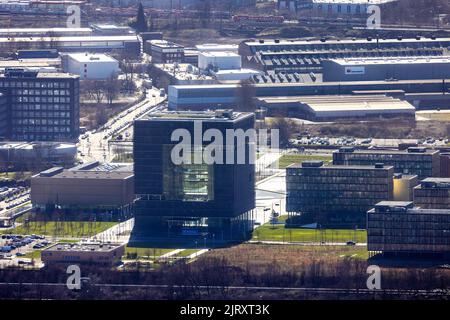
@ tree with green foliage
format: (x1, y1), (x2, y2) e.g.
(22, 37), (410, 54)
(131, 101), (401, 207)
(130, 3), (148, 33)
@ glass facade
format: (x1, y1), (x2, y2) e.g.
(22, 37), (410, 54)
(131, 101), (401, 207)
(333, 149), (440, 180)
(0, 72), (79, 141)
(286, 164), (394, 226)
(368, 203), (450, 257)
(132, 111), (256, 241)
(163, 146), (214, 202)
(414, 178), (450, 209)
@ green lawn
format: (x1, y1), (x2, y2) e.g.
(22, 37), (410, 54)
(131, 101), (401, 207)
(278, 154), (332, 169)
(253, 224), (367, 243)
(23, 250), (43, 260)
(1, 221), (117, 237)
(124, 246), (175, 260)
(177, 249), (200, 257)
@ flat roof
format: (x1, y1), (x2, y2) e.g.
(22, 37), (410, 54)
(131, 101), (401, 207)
(288, 164), (394, 170)
(244, 37), (450, 47)
(0, 71), (78, 79)
(154, 63), (214, 81)
(329, 56), (450, 65)
(214, 68), (261, 75)
(196, 44), (238, 51)
(150, 40), (184, 48)
(91, 24), (131, 29)
(199, 51), (240, 58)
(375, 201), (414, 207)
(0, 27), (92, 33)
(334, 148), (438, 155)
(0, 59), (60, 67)
(370, 202), (450, 215)
(36, 162), (133, 179)
(67, 53), (117, 63)
(142, 110), (252, 122)
(171, 83), (238, 90)
(0, 35), (139, 43)
(44, 242), (123, 253)
(259, 95), (415, 112)
(170, 78), (450, 90)
(421, 177), (450, 183)
(312, 0), (396, 3)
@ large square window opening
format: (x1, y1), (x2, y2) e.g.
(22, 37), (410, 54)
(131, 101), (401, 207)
(163, 146), (214, 202)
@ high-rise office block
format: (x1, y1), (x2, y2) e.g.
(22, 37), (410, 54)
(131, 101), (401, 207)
(286, 161), (394, 226)
(333, 147), (440, 180)
(414, 178), (450, 209)
(367, 201), (450, 259)
(133, 110), (255, 241)
(0, 68), (80, 141)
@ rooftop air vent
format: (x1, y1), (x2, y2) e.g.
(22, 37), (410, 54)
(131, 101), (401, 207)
(407, 147), (426, 153)
(302, 161), (324, 168)
(339, 147), (355, 153)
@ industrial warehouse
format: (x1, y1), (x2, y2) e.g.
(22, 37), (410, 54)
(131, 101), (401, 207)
(256, 95), (416, 120)
(31, 161), (134, 215)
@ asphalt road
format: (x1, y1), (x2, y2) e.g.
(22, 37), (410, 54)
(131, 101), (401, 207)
(78, 88), (166, 163)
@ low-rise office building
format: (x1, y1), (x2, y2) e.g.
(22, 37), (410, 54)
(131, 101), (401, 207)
(167, 79), (450, 110)
(148, 40), (185, 63)
(63, 53), (120, 80)
(367, 201), (450, 259)
(286, 161), (394, 226)
(0, 35), (141, 58)
(31, 161), (134, 214)
(152, 63), (216, 89)
(414, 178), (450, 209)
(0, 142), (77, 170)
(41, 242), (125, 267)
(256, 95), (415, 120)
(198, 51), (242, 71)
(333, 147), (440, 180)
(322, 57), (450, 82)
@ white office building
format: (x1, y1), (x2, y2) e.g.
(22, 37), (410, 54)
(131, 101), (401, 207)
(198, 52), (242, 71)
(65, 53), (120, 80)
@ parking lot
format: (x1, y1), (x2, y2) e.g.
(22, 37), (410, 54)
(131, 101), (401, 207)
(0, 187), (31, 214)
(0, 234), (50, 267)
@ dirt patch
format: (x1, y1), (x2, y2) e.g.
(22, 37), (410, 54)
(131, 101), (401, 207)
(305, 119), (450, 139)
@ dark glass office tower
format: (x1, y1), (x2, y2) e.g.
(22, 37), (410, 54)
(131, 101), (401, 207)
(133, 110), (255, 242)
(333, 147), (440, 180)
(286, 161), (394, 227)
(367, 201), (450, 259)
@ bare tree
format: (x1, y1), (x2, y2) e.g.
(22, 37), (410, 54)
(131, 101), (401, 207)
(104, 74), (120, 106)
(89, 80), (106, 104)
(120, 59), (136, 93)
(270, 117), (296, 148)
